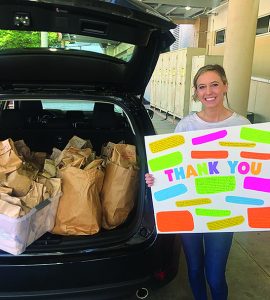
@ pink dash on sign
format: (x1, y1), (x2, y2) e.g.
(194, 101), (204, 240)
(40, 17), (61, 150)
(244, 177), (270, 193)
(192, 130), (227, 145)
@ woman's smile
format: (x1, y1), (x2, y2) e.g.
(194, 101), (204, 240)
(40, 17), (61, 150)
(195, 71), (228, 108)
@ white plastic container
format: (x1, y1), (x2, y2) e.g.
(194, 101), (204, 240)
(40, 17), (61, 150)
(0, 193), (61, 255)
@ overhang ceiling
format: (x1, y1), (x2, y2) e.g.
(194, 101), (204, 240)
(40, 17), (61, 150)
(141, 0), (227, 22)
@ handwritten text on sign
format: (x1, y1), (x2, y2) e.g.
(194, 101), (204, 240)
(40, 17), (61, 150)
(145, 123), (270, 233)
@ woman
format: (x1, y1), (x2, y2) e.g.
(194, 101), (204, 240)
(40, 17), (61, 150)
(145, 64), (250, 300)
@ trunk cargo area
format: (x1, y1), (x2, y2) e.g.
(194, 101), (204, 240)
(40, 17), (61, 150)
(0, 98), (146, 254)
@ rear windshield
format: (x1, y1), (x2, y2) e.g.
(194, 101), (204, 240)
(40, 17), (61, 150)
(42, 100), (123, 114)
(1, 99), (123, 113)
(0, 30), (135, 62)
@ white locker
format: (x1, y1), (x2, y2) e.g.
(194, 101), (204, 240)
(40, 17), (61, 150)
(150, 47), (206, 118)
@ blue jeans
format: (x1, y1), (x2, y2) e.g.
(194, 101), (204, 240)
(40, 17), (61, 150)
(181, 232), (233, 300)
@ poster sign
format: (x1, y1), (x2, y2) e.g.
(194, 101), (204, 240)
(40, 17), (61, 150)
(145, 122), (270, 233)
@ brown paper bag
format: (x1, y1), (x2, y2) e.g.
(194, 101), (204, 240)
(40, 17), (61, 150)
(64, 135), (92, 150)
(0, 139), (22, 175)
(0, 199), (22, 218)
(56, 147), (92, 169)
(101, 162), (138, 230)
(52, 160), (104, 235)
(0, 193), (25, 218)
(50, 147), (62, 161)
(20, 181), (46, 209)
(40, 159), (57, 178)
(0, 186), (12, 194)
(4, 162), (39, 197)
(111, 144), (137, 168)
(100, 141), (116, 160)
(37, 177), (62, 198)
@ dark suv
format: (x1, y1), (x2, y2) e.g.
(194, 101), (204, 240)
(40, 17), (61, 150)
(0, 1), (180, 299)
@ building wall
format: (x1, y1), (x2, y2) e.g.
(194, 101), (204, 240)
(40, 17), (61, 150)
(206, 0), (270, 78)
(202, 0), (270, 122)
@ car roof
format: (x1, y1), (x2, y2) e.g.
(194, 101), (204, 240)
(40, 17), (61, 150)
(0, 0), (176, 96)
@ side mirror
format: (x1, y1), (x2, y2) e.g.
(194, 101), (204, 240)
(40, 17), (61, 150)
(147, 108), (154, 119)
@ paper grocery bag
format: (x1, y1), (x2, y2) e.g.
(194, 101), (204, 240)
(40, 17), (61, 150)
(64, 135), (92, 150)
(37, 177), (62, 198)
(4, 162), (39, 197)
(100, 141), (116, 160)
(55, 147), (93, 169)
(0, 139), (22, 175)
(40, 159), (57, 178)
(0, 193), (25, 218)
(20, 181), (46, 209)
(101, 162), (138, 230)
(0, 186), (12, 194)
(111, 144), (137, 168)
(52, 161), (104, 235)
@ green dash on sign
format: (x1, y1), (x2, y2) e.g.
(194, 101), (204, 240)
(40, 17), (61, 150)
(148, 151), (183, 172)
(240, 127), (270, 144)
(195, 176), (236, 194)
(195, 208), (231, 217)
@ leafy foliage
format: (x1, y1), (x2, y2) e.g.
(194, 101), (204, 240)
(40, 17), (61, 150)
(0, 30), (59, 49)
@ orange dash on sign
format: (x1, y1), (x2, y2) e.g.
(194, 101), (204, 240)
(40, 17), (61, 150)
(191, 150), (228, 159)
(156, 211), (194, 232)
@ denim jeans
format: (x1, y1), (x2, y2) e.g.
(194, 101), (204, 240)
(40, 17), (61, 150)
(181, 232), (233, 300)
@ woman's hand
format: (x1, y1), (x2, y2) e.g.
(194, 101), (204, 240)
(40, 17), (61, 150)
(145, 173), (155, 187)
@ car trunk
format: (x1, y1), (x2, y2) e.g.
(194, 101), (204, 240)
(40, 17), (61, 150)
(0, 96), (155, 254)
(0, 0), (175, 256)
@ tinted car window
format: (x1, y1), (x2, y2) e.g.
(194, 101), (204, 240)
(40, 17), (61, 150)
(0, 30), (136, 62)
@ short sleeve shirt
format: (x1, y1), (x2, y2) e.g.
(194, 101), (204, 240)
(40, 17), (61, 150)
(174, 112), (251, 133)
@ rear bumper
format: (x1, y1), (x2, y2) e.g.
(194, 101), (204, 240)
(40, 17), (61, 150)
(0, 234), (181, 299)
(0, 278), (152, 300)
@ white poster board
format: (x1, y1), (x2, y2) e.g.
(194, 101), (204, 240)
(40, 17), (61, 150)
(145, 122), (270, 233)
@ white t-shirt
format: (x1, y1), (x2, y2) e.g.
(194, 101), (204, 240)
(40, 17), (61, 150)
(174, 112), (251, 133)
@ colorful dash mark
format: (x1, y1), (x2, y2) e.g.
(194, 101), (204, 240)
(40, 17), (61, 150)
(244, 177), (270, 193)
(248, 207), (270, 228)
(226, 196), (264, 206)
(156, 211), (194, 232)
(192, 129), (227, 145)
(240, 127), (270, 144)
(195, 176), (236, 194)
(207, 216), (245, 230)
(149, 135), (185, 153)
(240, 151), (270, 160)
(154, 184), (188, 201)
(219, 142), (256, 147)
(191, 150), (228, 159)
(148, 151), (183, 172)
(195, 208), (231, 217)
(176, 198), (212, 207)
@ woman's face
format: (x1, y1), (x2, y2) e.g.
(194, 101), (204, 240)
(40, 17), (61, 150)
(194, 71), (228, 109)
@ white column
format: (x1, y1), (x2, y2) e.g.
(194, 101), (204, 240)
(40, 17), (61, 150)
(223, 0), (259, 117)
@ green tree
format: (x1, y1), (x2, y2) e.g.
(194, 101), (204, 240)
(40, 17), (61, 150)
(0, 30), (59, 49)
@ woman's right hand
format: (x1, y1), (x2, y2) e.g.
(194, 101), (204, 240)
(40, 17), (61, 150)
(145, 173), (155, 187)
